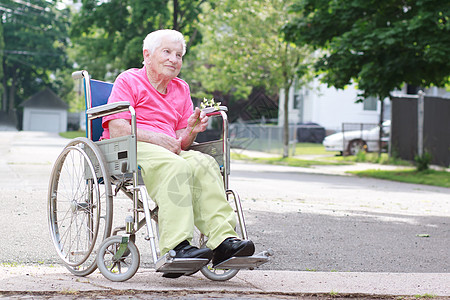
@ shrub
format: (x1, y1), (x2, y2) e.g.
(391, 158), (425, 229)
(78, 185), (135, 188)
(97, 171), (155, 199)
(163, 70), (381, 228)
(414, 152), (432, 171)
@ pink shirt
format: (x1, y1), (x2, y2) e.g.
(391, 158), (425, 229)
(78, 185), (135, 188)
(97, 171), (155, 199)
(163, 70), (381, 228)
(101, 67), (193, 139)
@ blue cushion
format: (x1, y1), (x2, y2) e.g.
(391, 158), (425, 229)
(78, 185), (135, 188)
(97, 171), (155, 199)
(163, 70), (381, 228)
(85, 79), (113, 142)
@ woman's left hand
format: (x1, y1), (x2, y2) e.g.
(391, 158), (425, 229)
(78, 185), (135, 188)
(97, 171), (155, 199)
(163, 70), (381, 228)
(188, 107), (208, 135)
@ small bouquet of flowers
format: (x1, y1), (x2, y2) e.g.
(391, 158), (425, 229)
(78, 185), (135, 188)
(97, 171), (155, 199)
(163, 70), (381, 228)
(200, 97), (221, 113)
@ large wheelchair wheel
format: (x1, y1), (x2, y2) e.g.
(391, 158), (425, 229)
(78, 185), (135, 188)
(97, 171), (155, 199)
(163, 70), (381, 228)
(97, 236), (140, 282)
(48, 137), (113, 276)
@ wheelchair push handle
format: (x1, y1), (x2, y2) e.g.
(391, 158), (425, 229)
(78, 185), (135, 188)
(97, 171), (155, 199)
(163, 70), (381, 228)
(72, 70), (87, 80)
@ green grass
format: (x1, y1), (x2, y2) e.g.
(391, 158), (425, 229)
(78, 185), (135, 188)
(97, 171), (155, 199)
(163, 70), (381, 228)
(326, 152), (413, 166)
(59, 131), (86, 139)
(293, 142), (339, 155)
(233, 139), (339, 156)
(232, 144), (449, 188)
(414, 294), (437, 299)
(350, 169), (450, 188)
(231, 152), (349, 168)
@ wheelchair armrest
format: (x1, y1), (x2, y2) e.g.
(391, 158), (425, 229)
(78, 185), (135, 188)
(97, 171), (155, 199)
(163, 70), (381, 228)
(203, 106), (228, 116)
(87, 101), (131, 119)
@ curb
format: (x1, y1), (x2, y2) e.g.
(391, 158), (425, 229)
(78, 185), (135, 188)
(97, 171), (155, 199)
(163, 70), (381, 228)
(1, 266), (449, 298)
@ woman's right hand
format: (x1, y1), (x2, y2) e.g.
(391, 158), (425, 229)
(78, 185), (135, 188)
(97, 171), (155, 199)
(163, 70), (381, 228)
(109, 119), (182, 154)
(155, 134), (182, 154)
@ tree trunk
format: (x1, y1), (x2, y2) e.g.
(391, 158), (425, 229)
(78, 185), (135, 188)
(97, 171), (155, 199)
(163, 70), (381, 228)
(282, 85), (290, 158)
(173, 0), (179, 30)
(2, 76), (6, 112)
(9, 75), (15, 113)
(1, 59), (6, 112)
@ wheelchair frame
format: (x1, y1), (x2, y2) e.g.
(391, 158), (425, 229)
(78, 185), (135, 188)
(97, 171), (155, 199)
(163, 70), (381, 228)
(47, 70), (271, 282)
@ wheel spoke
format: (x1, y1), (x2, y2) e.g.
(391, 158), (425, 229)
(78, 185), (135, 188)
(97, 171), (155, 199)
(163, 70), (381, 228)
(48, 138), (112, 275)
(97, 236), (139, 281)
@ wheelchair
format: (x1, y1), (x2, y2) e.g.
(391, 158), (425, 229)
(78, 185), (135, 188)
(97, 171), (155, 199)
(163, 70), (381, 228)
(47, 70), (272, 282)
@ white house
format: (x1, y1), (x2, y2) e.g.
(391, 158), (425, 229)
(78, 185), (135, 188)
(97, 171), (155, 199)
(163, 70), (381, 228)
(279, 77), (450, 134)
(278, 78), (390, 133)
(21, 88), (69, 133)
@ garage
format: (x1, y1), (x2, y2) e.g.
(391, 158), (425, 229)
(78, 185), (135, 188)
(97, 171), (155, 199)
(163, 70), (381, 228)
(21, 88), (68, 133)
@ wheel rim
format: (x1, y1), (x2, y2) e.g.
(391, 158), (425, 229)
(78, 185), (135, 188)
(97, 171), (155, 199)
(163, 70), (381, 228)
(349, 140), (365, 155)
(48, 145), (101, 266)
(97, 236), (140, 281)
(48, 138), (112, 272)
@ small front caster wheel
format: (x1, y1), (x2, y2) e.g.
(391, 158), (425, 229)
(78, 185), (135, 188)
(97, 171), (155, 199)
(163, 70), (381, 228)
(97, 236), (140, 282)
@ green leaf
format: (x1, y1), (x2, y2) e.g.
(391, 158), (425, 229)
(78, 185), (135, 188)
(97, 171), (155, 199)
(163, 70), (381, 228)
(416, 234), (430, 238)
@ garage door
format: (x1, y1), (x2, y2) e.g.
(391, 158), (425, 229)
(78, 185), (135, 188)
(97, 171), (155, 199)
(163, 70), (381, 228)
(29, 111), (61, 132)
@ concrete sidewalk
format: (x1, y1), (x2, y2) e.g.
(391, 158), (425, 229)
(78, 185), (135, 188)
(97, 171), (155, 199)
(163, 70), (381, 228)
(1, 265), (450, 298)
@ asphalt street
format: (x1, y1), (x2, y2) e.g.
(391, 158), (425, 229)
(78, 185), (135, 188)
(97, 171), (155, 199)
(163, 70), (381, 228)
(1, 131), (449, 272)
(230, 162), (450, 273)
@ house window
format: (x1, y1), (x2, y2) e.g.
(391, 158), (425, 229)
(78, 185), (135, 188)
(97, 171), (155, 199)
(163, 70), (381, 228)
(294, 93), (303, 109)
(363, 96), (377, 111)
(293, 93), (304, 123)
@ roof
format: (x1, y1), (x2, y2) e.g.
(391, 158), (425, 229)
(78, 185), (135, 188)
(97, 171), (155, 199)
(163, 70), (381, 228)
(20, 88), (69, 109)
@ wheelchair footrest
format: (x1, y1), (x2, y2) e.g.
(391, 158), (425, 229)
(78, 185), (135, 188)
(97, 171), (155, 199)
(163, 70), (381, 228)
(214, 249), (274, 269)
(155, 253), (209, 274)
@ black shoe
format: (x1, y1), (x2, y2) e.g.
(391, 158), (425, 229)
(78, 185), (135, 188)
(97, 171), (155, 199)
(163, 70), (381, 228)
(162, 240), (213, 279)
(212, 237), (255, 267)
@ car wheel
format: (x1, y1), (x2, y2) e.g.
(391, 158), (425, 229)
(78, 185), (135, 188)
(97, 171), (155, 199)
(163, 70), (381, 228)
(347, 139), (367, 156)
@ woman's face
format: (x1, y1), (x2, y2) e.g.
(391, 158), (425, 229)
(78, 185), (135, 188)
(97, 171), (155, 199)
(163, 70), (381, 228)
(144, 37), (183, 81)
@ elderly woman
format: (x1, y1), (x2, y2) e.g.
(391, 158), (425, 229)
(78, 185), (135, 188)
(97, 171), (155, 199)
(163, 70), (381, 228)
(101, 29), (254, 278)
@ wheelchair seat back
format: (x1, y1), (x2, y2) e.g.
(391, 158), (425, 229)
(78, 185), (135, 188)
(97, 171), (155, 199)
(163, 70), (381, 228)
(83, 78), (138, 177)
(86, 79), (114, 142)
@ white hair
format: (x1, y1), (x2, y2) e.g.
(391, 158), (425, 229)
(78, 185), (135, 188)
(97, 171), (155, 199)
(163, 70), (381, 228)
(143, 29), (186, 56)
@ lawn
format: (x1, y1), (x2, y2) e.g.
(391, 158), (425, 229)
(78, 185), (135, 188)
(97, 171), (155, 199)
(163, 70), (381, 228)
(232, 143), (449, 188)
(59, 131), (86, 139)
(293, 142), (339, 156)
(231, 152), (349, 168)
(326, 152), (413, 166)
(350, 169), (450, 188)
(232, 139), (340, 156)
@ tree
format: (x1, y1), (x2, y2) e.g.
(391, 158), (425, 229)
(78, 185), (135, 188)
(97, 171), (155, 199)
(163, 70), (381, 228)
(0, 21), (4, 107)
(283, 0), (450, 154)
(185, 0), (314, 157)
(70, 0), (208, 81)
(0, 0), (70, 118)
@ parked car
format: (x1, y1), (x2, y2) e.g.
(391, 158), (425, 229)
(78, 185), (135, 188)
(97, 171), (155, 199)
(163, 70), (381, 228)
(323, 120), (390, 155)
(296, 122), (326, 143)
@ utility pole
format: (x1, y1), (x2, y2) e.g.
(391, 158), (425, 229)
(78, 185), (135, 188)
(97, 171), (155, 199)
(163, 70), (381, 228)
(417, 90), (425, 157)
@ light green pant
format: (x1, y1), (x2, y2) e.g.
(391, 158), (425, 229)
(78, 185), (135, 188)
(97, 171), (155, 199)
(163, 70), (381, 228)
(137, 142), (238, 255)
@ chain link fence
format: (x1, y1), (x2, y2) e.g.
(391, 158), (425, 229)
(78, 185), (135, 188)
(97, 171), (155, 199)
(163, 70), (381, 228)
(229, 123), (325, 155)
